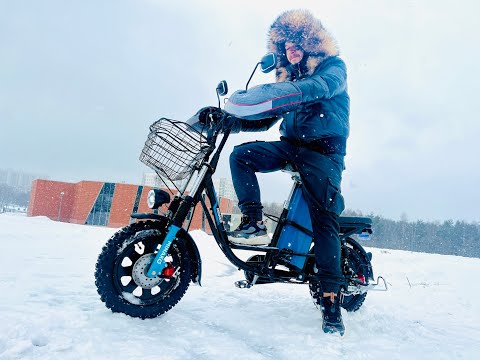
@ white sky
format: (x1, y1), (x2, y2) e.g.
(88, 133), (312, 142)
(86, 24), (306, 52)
(1, 0), (479, 222)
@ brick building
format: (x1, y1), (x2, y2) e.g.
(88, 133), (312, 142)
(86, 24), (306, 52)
(28, 179), (235, 231)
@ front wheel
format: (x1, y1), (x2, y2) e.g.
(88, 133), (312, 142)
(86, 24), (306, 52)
(95, 220), (192, 319)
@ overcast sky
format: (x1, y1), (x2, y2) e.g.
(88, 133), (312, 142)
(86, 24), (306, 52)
(1, 0), (479, 222)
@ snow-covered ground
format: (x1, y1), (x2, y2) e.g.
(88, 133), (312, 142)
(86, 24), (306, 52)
(0, 213), (479, 360)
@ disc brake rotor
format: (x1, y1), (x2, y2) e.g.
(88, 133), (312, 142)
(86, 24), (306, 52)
(132, 254), (164, 289)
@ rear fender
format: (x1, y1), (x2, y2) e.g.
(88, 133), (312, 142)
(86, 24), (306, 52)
(345, 236), (374, 280)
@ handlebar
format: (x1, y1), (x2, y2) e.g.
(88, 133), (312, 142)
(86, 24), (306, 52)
(186, 107), (234, 136)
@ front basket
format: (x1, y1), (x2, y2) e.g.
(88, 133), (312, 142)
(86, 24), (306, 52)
(139, 118), (208, 181)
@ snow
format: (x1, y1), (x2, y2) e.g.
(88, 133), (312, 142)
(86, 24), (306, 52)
(1, 213), (479, 360)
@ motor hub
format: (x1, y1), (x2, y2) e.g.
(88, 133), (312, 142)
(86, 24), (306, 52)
(132, 254), (164, 289)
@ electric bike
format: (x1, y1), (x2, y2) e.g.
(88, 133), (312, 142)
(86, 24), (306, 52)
(94, 53), (387, 319)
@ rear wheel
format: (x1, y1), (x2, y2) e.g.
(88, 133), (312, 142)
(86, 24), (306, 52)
(340, 238), (372, 312)
(95, 220), (192, 319)
(308, 238), (372, 312)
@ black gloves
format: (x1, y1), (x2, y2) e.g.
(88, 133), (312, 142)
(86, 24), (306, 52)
(196, 106), (225, 125)
(188, 106), (241, 134)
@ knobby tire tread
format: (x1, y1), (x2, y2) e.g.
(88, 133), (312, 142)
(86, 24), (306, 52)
(95, 220), (192, 319)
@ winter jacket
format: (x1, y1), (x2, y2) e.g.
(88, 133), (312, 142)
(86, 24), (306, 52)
(224, 9), (349, 154)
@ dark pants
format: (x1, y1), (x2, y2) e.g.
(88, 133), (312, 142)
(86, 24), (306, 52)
(230, 140), (346, 292)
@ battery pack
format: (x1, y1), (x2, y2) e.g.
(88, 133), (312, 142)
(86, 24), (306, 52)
(276, 186), (313, 270)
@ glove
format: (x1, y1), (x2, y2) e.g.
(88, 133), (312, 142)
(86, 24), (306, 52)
(196, 106), (224, 125)
(187, 106), (240, 134)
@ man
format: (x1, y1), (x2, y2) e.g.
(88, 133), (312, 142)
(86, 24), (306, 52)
(223, 9), (350, 336)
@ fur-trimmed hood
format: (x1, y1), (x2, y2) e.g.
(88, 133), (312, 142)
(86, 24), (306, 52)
(268, 9), (339, 82)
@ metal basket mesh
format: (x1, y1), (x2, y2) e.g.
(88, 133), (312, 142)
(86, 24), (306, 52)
(139, 118), (208, 181)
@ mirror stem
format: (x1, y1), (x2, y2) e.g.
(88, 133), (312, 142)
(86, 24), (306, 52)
(245, 62), (261, 91)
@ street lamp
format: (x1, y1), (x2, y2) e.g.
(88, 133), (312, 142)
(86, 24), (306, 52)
(57, 191), (65, 221)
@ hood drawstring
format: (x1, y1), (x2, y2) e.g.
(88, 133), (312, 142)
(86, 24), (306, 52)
(295, 63), (302, 78)
(287, 62), (305, 81)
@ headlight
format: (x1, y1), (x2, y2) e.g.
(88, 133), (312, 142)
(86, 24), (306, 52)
(146, 189), (171, 209)
(147, 190), (156, 209)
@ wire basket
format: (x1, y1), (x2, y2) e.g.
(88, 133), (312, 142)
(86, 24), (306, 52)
(139, 118), (208, 182)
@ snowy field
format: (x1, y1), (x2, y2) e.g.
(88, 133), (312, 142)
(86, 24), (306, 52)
(0, 213), (479, 360)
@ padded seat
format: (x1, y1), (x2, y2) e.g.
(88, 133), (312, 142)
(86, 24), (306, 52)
(338, 216), (372, 226)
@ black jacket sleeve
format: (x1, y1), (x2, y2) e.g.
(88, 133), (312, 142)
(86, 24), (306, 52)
(229, 116), (280, 133)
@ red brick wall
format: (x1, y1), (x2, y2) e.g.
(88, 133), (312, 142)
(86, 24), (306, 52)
(70, 181), (104, 224)
(219, 197), (234, 214)
(28, 180), (75, 222)
(108, 183), (139, 228)
(188, 202), (207, 232)
(28, 179), (233, 232)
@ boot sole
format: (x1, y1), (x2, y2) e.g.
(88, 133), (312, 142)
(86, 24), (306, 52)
(228, 234), (271, 246)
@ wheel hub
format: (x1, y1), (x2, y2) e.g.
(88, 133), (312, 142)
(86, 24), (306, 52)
(132, 254), (164, 289)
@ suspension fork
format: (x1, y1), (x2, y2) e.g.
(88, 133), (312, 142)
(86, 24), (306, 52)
(146, 166), (209, 278)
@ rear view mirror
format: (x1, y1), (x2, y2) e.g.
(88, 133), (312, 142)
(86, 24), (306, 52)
(260, 53), (277, 73)
(216, 80), (228, 96)
(245, 53), (278, 90)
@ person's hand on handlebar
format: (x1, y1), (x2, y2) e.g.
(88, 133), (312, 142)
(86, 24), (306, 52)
(196, 106), (225, 126)
(186, 106), (242, 134)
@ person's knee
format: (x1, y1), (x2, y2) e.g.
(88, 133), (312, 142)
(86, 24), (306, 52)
(229, 148), (245, 172)
(230, 144), (255, 168)
(229, 146), (241, 164)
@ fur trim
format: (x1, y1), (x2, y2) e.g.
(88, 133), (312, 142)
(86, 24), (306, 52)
(268, 9), (339, 82)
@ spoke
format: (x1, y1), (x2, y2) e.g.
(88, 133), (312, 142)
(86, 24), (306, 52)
(134, 242), (145, 255)
(121, 276), (132, 286)
(133, 286), (143, 297)
(121, 257), (133, 267)
(151, 286), (161, 295)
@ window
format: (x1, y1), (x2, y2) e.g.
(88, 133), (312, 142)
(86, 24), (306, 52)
(132, 186), (143, 213)
(85, 183), (116, 226)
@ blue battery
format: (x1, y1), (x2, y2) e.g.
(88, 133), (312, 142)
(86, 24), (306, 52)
(276, 186), (313, 270)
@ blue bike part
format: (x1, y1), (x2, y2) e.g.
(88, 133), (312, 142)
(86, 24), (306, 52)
(276, 186), (313, 270)
(130, 213), (203, 285)
(146, 225), (181, 278)
(211, 187), (222, 224)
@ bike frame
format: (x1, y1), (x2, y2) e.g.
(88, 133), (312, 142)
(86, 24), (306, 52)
(142, 125), (373, 285)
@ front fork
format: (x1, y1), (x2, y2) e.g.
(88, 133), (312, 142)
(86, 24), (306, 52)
(146, 224), (181, 277)
(146, 166), (209, 278)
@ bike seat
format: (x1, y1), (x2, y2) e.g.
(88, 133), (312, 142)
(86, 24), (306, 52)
(338, 216), (372, 226)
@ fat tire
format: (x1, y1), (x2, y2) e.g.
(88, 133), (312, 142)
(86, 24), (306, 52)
(95, 220), (192, 319)
(340, 238), (371, 312)
(309, 237), (372, 313)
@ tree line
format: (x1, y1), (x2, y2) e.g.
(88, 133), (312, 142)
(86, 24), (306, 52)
(259, 203), (480, 258)
(0, 183), (30, 210)
(353, 211), (480, 258)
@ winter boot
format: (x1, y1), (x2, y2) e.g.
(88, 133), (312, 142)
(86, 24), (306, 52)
(227, 215), (270, 246)
(319, 291), (345, 336)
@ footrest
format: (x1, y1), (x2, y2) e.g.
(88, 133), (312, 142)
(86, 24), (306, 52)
(229, 243), (278, 251)
(345, 276), (388, 295)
